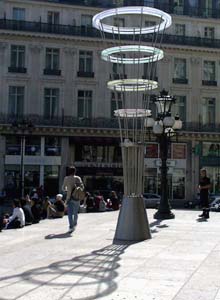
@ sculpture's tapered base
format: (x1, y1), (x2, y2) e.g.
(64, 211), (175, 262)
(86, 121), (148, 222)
(114, 196), (151, 241)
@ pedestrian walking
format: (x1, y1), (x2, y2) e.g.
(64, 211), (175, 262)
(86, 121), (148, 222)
(62, 166), (84, 233)
(198, 168), (211, 219)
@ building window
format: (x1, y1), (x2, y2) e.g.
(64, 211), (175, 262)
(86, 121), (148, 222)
(44, 88), (59, 119)
(143, 62), (157, 80)
(172, 96), (186, 122)
(201, 97), (215, 125)
(77, 90), (92, 118)
(13, 7), (25, 21)
(79, 51), (92, 72)
(203, 61), (215, 81)
(45, 137), (61, 156)
(6, 136), (21, 155)
(111, 92), (122, 117)
(44, 48), (60, 75)
(175, 24), (185, 36)
(81, 14), (92, 27)
(44, 165), (59, 196)
(113, 17), (125, 27)
(78, 51), (93, 77)
(8, 86), (24, 116)
(25, 136), (41, 156)
(9, 45), (26, 73)
(112, 55), (126, 79)
(47, 11), (59, 24)
(173, 58), (187, 84)
(204, 27), (215, 39)
(145, 20), (156, 27)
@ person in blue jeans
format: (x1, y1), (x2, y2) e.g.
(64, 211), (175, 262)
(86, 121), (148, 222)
(62, 166), (84, 233)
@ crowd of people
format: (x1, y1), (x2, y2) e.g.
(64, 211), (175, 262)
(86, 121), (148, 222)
(0, 187), (120, 232)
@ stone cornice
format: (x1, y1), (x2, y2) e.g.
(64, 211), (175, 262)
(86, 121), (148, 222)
(0, 124), (220, 141)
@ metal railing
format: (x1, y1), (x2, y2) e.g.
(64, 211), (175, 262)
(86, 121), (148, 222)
(1, 19), (220, 49)
(0, 114), (220, 133)
(39, 0), (220, 19)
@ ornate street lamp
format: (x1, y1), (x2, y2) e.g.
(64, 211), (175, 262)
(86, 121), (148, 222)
(145, 89), (182, 219)
(12, 119), (34, 198)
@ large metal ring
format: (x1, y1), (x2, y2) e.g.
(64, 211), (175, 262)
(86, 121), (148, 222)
(114, 108), (151, 118)
(107, 79), (158, 92)
(101, 45), (164, 64)
(92, 6), (172, 35)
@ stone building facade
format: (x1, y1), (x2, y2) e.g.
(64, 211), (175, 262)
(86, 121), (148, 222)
(0, 0), (219, 204)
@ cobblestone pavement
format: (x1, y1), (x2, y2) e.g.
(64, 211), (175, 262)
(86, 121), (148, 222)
(1, 209), (220, 300)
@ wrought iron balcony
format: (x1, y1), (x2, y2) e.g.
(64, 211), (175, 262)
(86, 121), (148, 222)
(110, 74), (127, 80)
(0, 114), (220, 134)
(77, 71), (94, 78)
(39, 0), (220, 19)
(1, 19), (220, 49)
(173, 78), (188, 84)
(8, 66), (27, 73)
(44, 69), (61, 76)
(202, 80), (217, 86)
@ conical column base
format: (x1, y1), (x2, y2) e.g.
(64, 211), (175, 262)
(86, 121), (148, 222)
(114, 196), (151, 241)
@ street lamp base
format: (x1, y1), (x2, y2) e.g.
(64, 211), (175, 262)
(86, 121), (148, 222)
(153, 210), (175, 220)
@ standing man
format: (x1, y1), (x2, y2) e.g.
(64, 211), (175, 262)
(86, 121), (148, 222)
(198, 168), (211, 219)
(62, 166), (84, 233)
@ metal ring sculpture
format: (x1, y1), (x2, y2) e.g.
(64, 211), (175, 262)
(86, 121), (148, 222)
(93, 6), (172, 98)
(93, 6), (172, 35)
(93, 6), (172, 241)
(101, 45), (164, 64)
(107, 79), (158, 92)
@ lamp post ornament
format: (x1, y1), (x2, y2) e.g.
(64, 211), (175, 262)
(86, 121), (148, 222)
(145, 89), (183, 219)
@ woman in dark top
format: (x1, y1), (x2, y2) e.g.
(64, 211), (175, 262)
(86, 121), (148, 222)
(198, 169), (211, 219)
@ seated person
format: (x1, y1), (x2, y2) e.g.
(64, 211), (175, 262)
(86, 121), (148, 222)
(93, 192), (104, 212)
(5, 199), (25, 229)
(31, 197), (42, 223)
(41, 196), (52, 219)
(109, 191), (120, 211)
(20, 198), (34, 226)
(85, 193), (95, 213)
(47, 194), (65, 218)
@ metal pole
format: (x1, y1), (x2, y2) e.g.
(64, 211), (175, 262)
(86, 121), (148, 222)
(154, 133), (174, 219)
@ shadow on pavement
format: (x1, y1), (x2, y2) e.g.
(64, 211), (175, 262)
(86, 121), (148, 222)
(149, 219), (169, 234)
(0, 243), (131, 300)
(196, 217), (208, 222)
(45, 232), (72, 239)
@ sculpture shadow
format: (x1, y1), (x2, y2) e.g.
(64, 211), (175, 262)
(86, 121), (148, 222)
(0, 243), (130, 300)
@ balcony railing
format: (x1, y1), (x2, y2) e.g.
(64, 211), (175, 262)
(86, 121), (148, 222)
(202, 80), (217, 86)
(39, 0), (220, 19)
(110, 74), (127, 80)
(44, 69), (61, 76)
(173, 78), (188, 84)
(77, 71), (94, 78)
(8, 66), (27, 73)
(1, 114), (220, 133)
(1, 19), (220, 50)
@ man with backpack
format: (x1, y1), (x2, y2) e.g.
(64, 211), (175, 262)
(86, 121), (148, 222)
(62, 166), (84, 233)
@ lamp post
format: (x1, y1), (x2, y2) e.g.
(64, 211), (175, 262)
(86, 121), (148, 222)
(12, 119), (34, 198)
(145, 89), (182, 220)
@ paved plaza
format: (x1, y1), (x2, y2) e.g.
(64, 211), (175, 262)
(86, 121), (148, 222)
(1, 209), (220, 300)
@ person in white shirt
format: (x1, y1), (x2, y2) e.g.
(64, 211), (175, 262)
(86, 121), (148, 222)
(5, 199), (25, 229)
